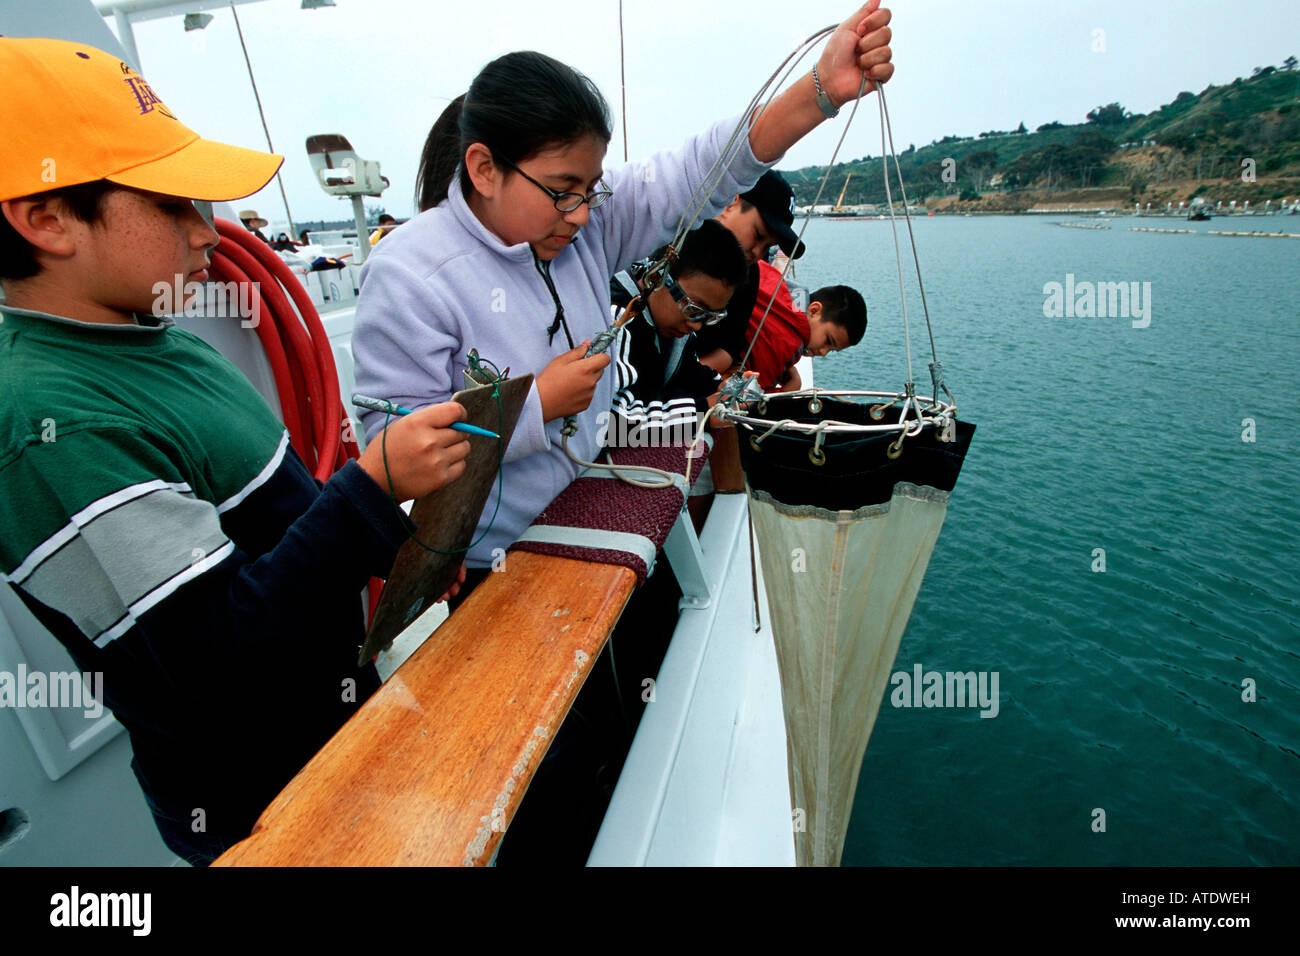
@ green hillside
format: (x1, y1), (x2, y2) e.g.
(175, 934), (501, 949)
(786, 59), (1300, 208)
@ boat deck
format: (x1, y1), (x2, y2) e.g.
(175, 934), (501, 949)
(1, 255), (800, 866)
(590, 492), (794, 865)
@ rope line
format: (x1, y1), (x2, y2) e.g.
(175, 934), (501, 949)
(739, 73), (870, 374)
(878, 83), (940, 369)
(876, 81), (915, 389)
(667, 26), (837, 257)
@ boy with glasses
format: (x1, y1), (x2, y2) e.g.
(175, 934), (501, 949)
(606, 221), (748, 446)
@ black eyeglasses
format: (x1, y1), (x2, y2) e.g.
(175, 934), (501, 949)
(663, 271), (728, 326)
(501, 158), (613, 212)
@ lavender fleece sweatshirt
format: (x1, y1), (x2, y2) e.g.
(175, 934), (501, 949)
(351, 116), (771, 567)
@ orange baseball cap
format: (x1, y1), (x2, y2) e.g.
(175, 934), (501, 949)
(0, 36), (283, 203)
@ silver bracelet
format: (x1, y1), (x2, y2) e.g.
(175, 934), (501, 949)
(812, 63), (840, 119)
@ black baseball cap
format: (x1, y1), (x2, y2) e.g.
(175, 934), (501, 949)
(740, 170), (806, 259)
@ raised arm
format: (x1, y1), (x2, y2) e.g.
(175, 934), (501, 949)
(597, 2), (892, 270)
(599, 115), (771, 275)
(748, 1), (894, 162)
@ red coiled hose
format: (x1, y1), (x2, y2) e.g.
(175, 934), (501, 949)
(209, 219), (358, 478)
(208, 220), (381, 620)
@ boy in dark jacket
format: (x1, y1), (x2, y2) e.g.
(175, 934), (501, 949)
(607, 220), (748, 447)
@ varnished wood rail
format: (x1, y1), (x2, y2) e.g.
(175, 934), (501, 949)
(214, 551), (636, 866)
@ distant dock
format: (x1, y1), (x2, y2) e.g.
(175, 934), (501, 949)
(1119, 226), (1300, 238)
(1207, 230), (1300, 239)
(1027, 207), (1119, 214)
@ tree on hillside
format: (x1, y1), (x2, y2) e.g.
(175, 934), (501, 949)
(1159, 128), (1199, 152)
(916, 159), (946, 186)
(1173, 91), (1195, 105)
(1072, 129), (1117, 159)
(1016, 121), (1027, 134)
(1086, 102), (1130, 126)
(964, 148), (1000, 190)
(1283, 55), (1297, 71)
(1037, 120), (1064, 132)
(1004, 149), (1047, 188)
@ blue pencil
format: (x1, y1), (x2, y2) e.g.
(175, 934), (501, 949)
(351, 394), (500, 438)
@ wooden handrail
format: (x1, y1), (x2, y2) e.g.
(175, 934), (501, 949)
(214, 551), (636, 866)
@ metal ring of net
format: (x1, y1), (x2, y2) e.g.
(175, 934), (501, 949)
(719, 388), (958, 440)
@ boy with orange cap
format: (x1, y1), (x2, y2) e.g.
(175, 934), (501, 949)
(0, 37), (469, 864)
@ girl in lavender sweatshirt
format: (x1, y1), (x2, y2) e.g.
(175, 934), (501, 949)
(352, 3), (896, 571)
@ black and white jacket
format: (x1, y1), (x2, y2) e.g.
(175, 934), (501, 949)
(607, 269), (721, 445)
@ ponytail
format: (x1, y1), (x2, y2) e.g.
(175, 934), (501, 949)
(415, 94), (467, 212)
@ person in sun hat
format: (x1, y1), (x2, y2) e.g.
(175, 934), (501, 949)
(238, 208), (272, 242)
(0, 36), (473, 865)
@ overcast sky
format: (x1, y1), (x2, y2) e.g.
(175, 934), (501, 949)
(88, 0), (1300, 225)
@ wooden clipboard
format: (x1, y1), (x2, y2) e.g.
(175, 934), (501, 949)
(358, 374), (532, 665)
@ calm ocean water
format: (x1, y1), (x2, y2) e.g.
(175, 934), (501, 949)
(790, 214), (1299, 866)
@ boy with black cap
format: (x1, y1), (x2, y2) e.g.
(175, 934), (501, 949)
(696, 169), (808, 373)
(0, 37), (469, 864)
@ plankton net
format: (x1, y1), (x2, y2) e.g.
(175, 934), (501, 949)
(717, 81), (975, 866)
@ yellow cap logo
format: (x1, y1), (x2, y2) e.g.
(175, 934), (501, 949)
(122, 75), (176, 119)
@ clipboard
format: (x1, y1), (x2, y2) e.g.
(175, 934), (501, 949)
(358, 373), (532, 665)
